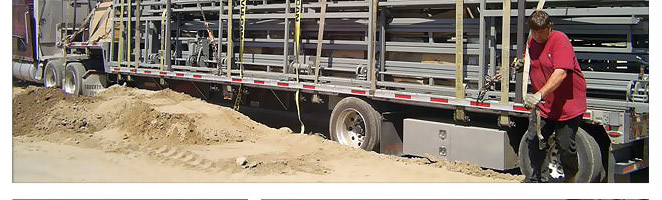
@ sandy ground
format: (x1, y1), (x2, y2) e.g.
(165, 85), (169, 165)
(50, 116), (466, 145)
(12, 84), (524, 183)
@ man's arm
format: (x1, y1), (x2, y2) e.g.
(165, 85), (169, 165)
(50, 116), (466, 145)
(538, 68), (567, 97)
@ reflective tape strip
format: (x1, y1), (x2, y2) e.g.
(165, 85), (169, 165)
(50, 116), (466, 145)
(395, 94), (412, 99)
(114, 66), (537, 113)
(470, 101), (491, 107)
(351, 89), (366, 94)
(513, 106), (529, 111)
(431, 97), (449, 103)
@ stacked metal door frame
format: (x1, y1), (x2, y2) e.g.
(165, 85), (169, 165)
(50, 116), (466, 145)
(105, 0), (648, 114)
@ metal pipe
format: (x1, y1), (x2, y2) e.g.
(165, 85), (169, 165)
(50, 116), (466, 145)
(379, 9), (387, 82)
(128, 0), (132, 67)
(478, 0), (486, 89)
(283, 0), (290, 74)
(313, 0), (327, 84)
(86, 0), (92, 42)
(73, 0), (77, 39)
(218, 0), (224, 75)
(119, 0), (125, 67)
(144, 4), (150, 65)
(226, 0), (234, 78)
(165, 0), (172, 70)
(135, 0), (141, 67)
(515, 0), (525, 103)
(109, 0), (117, 65)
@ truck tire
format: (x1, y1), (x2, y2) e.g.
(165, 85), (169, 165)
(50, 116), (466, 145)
(329, 97), (381, 151)
(43, 60), (64, 88)
(62, 62), (86, 95)
(518, 127), (604, 182)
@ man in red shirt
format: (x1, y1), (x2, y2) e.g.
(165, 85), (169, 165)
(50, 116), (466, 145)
(522, 10), (587, 183)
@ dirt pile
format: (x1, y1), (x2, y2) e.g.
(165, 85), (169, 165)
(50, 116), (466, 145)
(12, 85), (523, 182)
(13, 87), (98, 137)
(114, 101), (203, 145)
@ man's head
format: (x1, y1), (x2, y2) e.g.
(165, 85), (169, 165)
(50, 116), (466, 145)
(528, 10), (553, 43)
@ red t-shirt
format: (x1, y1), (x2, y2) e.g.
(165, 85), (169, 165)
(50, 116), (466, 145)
(528, 30), (587, 121)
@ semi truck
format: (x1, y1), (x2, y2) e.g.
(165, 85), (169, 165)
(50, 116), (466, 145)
(12, 0), (648, 182)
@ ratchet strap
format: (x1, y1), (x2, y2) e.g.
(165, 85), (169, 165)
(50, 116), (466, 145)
(233, 0), (247, 111)
(293, 0), (305, 134)
(522, 0), (546, 100)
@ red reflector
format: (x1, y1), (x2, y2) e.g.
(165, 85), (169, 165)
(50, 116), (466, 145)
(159, 71), (167, 75)
(470, 101), (491, 107)
(232, 78), (242, 82)
(303, 85), (315, 89)
(175, 73), (184, 77)
(351, 89), (366, 94)
(395, 94), (412, 99)
(608, 131), (622, 137)
(144, 70), (152, 74)
(193, 75), (202, 78)
(254, 80), (265, 84)
(430, 97), (449, 103)
(277, 82), (289, 87)
(513, 106), (529, 111)
(584, 112), (592, 118)
(129, 69), (137, 73)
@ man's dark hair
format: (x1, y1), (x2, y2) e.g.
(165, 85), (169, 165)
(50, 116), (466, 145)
(528, 10), (553, 30)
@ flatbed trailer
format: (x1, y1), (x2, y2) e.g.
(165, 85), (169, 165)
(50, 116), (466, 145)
(13, 0), (648, 182)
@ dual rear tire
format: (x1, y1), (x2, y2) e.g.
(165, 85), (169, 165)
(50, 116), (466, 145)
(43, 60), (89, 95)
(43, 60), (64, 88)
(62, 62), (86, 95)
(518, 128), (605, 182)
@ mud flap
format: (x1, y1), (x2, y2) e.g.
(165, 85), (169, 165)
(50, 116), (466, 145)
(82, 70), (109, 96)
(379, 113), (404, 156)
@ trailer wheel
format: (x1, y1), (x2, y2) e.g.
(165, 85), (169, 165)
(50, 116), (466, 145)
(329, 97), (381, 151)
(43, 60), (63, 88)
(62, 62), (86, 95)
(518, 127), (604, 182)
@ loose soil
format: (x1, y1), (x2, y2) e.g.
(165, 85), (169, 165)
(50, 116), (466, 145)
(12, 84), (524, 182)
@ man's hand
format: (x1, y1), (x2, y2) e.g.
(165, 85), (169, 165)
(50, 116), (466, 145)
(525, 91), (543, 109)
(511, 58), (525, 73)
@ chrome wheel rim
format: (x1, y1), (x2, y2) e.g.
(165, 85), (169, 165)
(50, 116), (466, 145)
(547, 139), (565, 179)
(63, 69), (76, 94)
(335, 108), (366, 148)
(44, 67), (57, 87)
